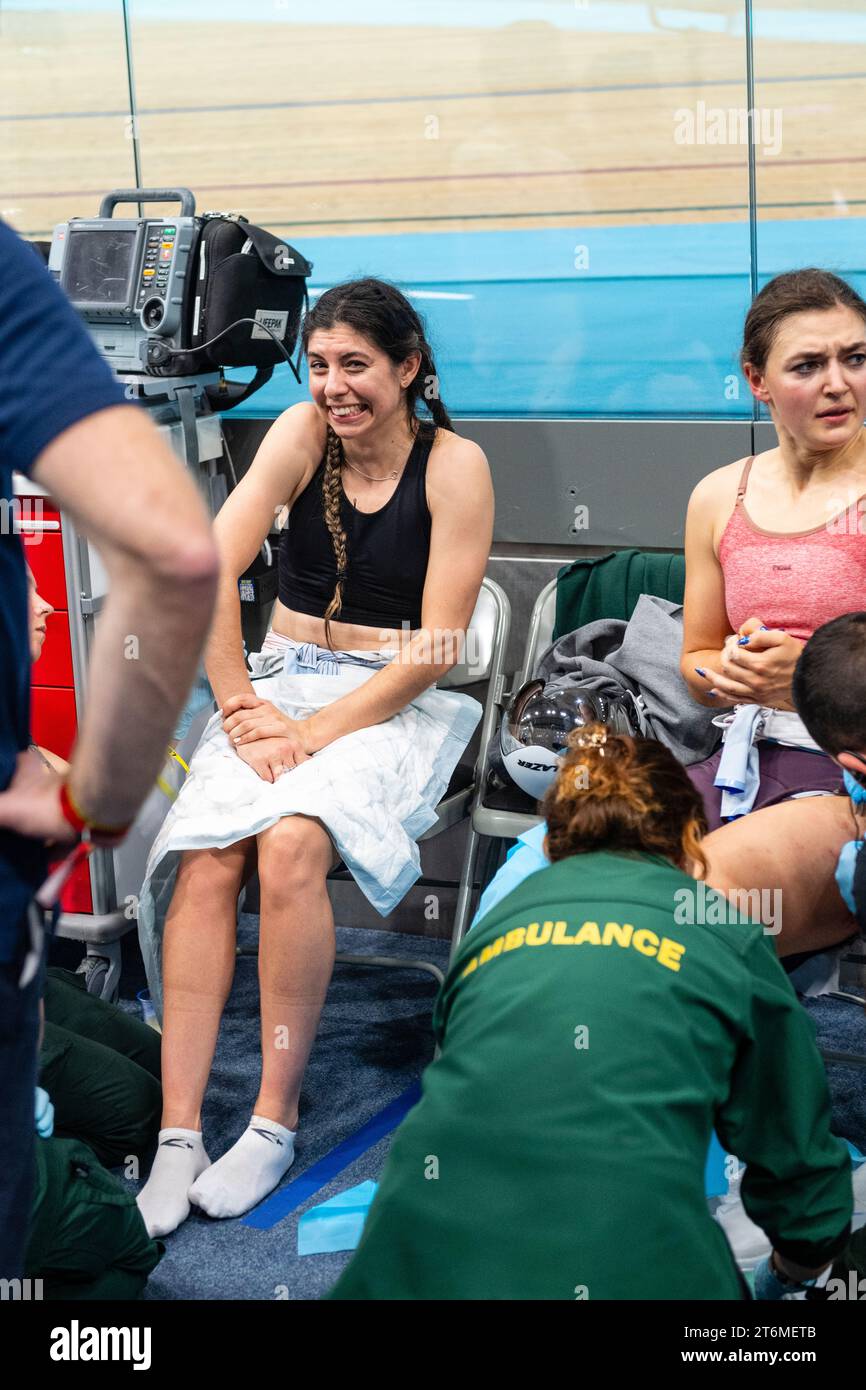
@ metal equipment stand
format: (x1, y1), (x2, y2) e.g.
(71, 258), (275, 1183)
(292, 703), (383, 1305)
(50, 373), (229, 997)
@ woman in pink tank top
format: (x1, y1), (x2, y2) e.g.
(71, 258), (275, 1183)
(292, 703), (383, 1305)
(680, 269), (866, 956)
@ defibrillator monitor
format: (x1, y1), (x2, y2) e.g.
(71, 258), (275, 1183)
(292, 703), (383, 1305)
(50, 189), (197, 372)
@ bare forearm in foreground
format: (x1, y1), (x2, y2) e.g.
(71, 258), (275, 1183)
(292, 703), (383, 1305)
(68, 554), (219, 825)
(30, 405), (221, 827)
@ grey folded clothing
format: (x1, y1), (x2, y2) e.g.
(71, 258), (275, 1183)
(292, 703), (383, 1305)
(535, 593), (720, 766)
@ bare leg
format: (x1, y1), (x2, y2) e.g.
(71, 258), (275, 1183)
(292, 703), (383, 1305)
(160, 840), (255, 1129)
(137, 840), (255, 1235)
(183, 817), (340, 1221)
(253, 816), (339, 1130)
(700, 794), (860, 957)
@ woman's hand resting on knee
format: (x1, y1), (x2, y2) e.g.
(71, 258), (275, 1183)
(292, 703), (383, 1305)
(222, 695), (313, 755)
(221, 695), (311, 780)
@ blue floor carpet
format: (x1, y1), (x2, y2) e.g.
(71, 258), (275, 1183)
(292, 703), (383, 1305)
(135, 917), (447, 1301)
(802, 990), (866, 1154)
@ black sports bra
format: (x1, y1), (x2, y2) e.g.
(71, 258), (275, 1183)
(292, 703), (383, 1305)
(278, 426), (434, 629)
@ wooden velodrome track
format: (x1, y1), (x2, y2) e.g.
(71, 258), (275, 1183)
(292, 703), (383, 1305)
(1, 0), (866, 242)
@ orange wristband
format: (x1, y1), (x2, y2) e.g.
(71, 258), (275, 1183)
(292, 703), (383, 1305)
(59, 782), (132, 844)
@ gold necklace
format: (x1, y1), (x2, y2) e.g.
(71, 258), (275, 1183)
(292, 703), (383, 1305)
(342, 457), (400, 483)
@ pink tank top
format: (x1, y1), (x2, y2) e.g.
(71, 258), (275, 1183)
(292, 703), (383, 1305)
(718, 455), (866, 643)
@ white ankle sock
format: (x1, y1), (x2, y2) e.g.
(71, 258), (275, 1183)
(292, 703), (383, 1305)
(188, 1115), (296, 1219)
(136, 1128), (210, 1238)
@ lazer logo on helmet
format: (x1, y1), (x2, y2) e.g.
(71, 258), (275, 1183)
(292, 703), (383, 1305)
(498, 678), (645, 800)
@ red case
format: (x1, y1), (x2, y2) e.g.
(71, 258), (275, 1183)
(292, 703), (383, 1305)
(30, 687), (77, 762)
(23, 499), (94, 914)
(31, 610), (74, 687)
(23, 531), (67, 611)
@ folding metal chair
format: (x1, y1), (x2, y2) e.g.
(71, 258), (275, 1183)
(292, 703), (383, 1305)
(449, 575), (556, 958)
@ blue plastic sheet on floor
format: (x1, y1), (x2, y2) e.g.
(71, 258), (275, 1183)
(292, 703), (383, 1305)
(298, 1180), (378, 1256)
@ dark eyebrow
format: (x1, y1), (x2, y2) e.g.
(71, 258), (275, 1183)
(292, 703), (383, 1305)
(785, 341), (866, 365)
(308, 350), (371, 361)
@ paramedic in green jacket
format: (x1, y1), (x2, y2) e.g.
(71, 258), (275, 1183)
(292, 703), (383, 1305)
(330, 725), (852, 1300)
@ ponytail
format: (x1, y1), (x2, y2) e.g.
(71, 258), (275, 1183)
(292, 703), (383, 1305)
(541, 724), (708, 877)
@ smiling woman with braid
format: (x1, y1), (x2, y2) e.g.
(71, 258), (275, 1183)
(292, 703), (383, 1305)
(135, 278), (494, 1237)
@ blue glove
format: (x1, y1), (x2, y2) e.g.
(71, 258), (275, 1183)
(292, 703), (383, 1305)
(835, 839), (863, 914)
(34, 1085), (54, 1138)
(754, 1255), (816, 1299)
(843, 769), (866, 805)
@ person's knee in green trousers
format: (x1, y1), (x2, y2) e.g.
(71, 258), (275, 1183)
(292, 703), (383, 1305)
(40, 967), (161, 1168)
(25, 1135), (164, 1300)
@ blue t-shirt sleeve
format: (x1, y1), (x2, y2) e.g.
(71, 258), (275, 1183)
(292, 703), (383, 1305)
(0, 218), (127, 477)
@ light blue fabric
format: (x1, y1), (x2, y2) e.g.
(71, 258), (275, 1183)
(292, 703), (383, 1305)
(845, 1139), (866, 1168)
(34, 1085), (54, 1138)
(704, 1133), (728, 1198)
(172, 640), (389, 741)
(173, 667), (216, 742)
(835, 839), (863, 915)
(843, 769), (866, 806)
(277, 639), (389, 678)
(297, 1180), (378, 1255)
(469, 820), (549, 930)
(714, 704), (763, 819)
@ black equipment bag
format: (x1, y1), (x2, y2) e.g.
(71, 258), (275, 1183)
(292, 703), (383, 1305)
(155, 214), (312, 393)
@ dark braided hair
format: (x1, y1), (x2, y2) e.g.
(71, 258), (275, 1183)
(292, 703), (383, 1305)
(301, 278), (454, 650)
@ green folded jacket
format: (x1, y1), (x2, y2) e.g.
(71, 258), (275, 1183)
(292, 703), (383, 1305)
(553, 548), (686, 641)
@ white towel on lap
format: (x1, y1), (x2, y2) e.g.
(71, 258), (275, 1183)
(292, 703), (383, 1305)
(136, 650), (482, 1017)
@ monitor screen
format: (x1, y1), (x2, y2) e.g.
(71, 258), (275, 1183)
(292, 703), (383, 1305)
(62, 228), (137, 305)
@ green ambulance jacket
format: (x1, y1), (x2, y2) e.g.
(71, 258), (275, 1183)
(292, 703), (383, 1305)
(331, 851), (853, 1301)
